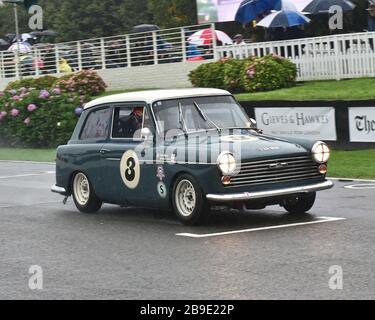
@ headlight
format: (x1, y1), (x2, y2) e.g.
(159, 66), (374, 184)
(217, 152), (237, 175)
(312, 141), (330, 163)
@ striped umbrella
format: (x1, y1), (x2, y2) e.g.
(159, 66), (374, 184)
(188, 29), (233, 46)
(257, 9), (311, 28)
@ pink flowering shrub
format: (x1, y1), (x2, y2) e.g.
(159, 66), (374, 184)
(0, 88), (81, 148)
(0, 71), (108, 147)
(55, 69), (107, 102)
(189, 55), (297, 93)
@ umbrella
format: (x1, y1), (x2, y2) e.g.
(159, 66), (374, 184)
(131, 24), (160, 33)
(275, 0), (313, 12)
(235, 0), (280, 24)
(188, 29), (233, 46)
(7, 42), (32, 54)
(0, 39), (9, 47)
(257, 9), (311, 27)
(30, 30), (57, 37)
(301, 0), (355, 14)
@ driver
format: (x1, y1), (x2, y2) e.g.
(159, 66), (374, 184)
(117, 107), (144, 138)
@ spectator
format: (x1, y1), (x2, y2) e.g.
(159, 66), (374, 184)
(368, 3), (375, 32)
(233, 34), (246, 45)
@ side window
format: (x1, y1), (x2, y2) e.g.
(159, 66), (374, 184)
(112, 105), (150, 139)
(80, 108), (111, 141)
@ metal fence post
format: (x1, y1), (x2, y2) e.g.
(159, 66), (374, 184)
(55, 45), (60, 74)
(100, 38), (106, 70)
(181, 27), (187, 62)
(211, 23), (218, 60)
(77, 41), (82, 71)
(334, 36), (342, 80)
(126, 35), (131, 68)
(152, 31), (158, 65)
(0, 52), (4, 79)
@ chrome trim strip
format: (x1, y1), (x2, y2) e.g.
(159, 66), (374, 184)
(206, 180), (334, 202)
(51, 185), (67, 195)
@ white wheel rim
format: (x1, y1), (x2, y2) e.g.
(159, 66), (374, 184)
(73, 173), (90, 206)
(175, 180), (196, 217)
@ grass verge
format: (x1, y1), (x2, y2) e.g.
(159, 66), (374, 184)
(0, 148), (374, 180)
(0, 148), (56, 163)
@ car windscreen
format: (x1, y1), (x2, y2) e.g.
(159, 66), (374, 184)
(152, 96), (251, 134)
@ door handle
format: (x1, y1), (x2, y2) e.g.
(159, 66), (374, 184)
(100, 149), (111, 155)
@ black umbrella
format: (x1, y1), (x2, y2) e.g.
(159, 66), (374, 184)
(30, 30), (57, 37)
(131, 24), (160, 33)
(0, 39), (9, 46)
(303, 0), (355, 14)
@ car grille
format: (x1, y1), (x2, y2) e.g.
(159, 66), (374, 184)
(230, 155), (322, 188)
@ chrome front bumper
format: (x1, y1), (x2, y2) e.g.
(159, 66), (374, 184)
(51, 185), (67, 195)
(206, 180), (334, 203)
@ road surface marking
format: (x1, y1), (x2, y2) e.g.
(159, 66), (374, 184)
(0, 171), (55, 179)
(344, 184), (375, 190)
(176, 217), (346, 238)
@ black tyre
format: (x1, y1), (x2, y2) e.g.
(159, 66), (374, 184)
(172, 174), (209, 226)
(283, 192), (316, 215)
(72, 172), (102, 213)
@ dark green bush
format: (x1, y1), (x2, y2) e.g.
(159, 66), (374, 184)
(189, 55), (297, 93)
(241, 54), (297, 92)
(5, 75), (58, 91)
(0, 88), (81, 148)
(188, 60), (226, 89)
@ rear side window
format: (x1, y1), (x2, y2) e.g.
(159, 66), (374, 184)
(80, 108), (111, 140)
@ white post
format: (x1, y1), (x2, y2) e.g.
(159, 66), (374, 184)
(55, 45), (60, 74)
(77, 41), (82, 71)
(152, 31), (158, 65)
(181, 27), (187, 62)
(0, 51), (4, 79)
(126, 35), (131, 67)
(100, 38), (106, 69)
(211, 23), (218, 60)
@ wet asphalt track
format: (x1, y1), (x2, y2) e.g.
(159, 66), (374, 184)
(0, 161), (374, 300)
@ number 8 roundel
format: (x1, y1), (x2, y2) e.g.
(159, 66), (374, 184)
(120, 150), (140, 189)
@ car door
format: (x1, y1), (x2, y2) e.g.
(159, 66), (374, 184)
(99, 103), (158, 206)
(69, 106), (112, 200)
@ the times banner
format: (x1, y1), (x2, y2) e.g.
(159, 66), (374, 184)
(349, 107), (375, 142)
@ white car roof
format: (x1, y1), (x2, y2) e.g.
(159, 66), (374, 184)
(84, 88), (231, 110)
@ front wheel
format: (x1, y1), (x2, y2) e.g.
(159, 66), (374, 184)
(282, 192), (316, 215)
(72, 172), (102, 213)
(172, 174), (209, 226)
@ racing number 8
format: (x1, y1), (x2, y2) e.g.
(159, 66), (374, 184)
(125, 157), (136, 182)
(120, 150), (140, 189)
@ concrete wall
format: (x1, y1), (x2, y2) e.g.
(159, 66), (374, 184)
(0, 60), (210, 91)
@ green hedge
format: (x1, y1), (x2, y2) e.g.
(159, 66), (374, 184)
(189, 55), (297, 93)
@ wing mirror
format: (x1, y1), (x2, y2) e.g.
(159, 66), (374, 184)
(141, 127), (153, 142)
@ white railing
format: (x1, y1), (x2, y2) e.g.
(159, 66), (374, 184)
(0, 24), (216, 79)
(2, 25), (375, 82)
(218, 31), (375, 81)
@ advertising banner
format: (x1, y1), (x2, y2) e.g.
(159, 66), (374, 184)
(254, 107), (337, 141)
(349, 107), (375, 142)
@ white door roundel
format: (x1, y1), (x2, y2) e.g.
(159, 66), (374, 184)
(120, 150), (140, 189)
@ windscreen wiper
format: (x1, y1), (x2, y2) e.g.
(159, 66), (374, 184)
(178, 102), (188, 135)
(193, 101), (221, 132)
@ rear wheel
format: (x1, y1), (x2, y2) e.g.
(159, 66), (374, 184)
(72, 172), (102, 213)
(283, 192), (316, 215)
(172, 174), (209, 225)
